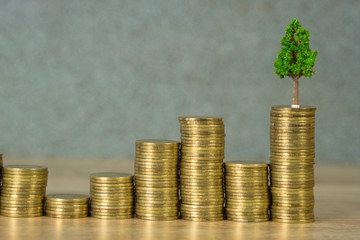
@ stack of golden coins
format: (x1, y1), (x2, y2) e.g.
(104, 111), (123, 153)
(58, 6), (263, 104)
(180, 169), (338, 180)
(270, 105), (316, 223)
(224, 161), (269, 222)
(179, 116), (225, 221)
(90, 172), (134, 219)
(45, 194), (90, 218)
(0, 165), (48, 217)
(134, 139), (180, 220)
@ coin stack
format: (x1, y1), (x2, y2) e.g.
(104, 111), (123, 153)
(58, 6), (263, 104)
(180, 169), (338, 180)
(0, 165), (48, 217)
(224, 161), (269, 222)
(134, 139), (180, 221)
(45, 194), (90, 218)
(270, 105), (316, 223)
(179, 116), (225, 221)
(90, 172), (134, 219)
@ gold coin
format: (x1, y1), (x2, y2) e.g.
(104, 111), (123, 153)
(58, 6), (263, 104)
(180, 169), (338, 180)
(181, 144), (225, 149)
(135, 170), (178, 176)
(91, 209), (133, 215)
(136, 149), (178, 155)
(135, 175), (177, 181)
(226, 217), (269, 222)
(136, 139), (179, 145)
(90, 172), (133, 181)
(134, 162), (178, 167)
(91, 214), (133, 219)
(90, 187), (133, 193)
(2, 175), (48, 181)
(0, 212), (43, 217)
(135, 192), (178, 198)
(0, 203), (44, 208)
(136, 215), (177, 221)
(179, 116), (223, 121)
(0, 196), (44, 203)
(45, 209), (89, 214)
(180, 161), (223, 167)
(134, 157), (178, 162)
(89, 182), (134, 188)
(46, 194), (90, 202)
(135, 207), (178, 213)
(46, 213), (88, 218)
(180, 199), (224, 205)
(91, 204), (133, 210)
(3, 165), (48, 173)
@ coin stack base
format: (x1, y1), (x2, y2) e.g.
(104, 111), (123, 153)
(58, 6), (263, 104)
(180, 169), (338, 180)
(46, 194), (90, 218)
(225, 161), (269, 222)
(135, 139), (180, 221)
(90, 172), (134, 219)
(179, 116), (225, 222)
(0, 165), (48, 218)
(270, 105), (316, 223)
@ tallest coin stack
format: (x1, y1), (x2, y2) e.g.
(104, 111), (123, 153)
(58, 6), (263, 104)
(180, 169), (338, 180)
(179, 116), (225, 221)
(270, 106), (316, 223)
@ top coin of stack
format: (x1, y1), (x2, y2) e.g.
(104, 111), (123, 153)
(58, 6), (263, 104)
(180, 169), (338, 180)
(46, 194), (90, 218)
(270, 105), (316, 223)
(90, 172), (134, 219)
(134, 139), (180, 221)
(179, 116), (225, 222)
(224, 161), (269, 222)
(0, 165), (48, 217)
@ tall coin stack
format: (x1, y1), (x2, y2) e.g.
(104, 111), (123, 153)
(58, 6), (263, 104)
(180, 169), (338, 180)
(46, 194), (90, 218)
(134, 139), (180, 221)
(0, 165), (48, 217)
(179, 116), (225, 221)
(270, 105), (316, 223)
(224, 161), (269, 222)
(90, 172), (134, 219)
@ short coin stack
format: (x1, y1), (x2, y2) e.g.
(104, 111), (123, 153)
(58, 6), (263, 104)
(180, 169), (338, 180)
(179, 116), (225, 221)
(134, 139), (180, 220)
(224, 161), (269, 222)
(0, 165), (48, 217)
(270, 105), (316, 223)
(45, 194), (90, 218)
(90, 172), (134, 219)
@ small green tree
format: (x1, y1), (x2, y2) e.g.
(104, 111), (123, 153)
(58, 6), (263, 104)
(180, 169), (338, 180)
(274, 19), (318, 106)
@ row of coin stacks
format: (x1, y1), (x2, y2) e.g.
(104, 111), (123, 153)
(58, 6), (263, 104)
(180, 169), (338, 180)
(134, 140), (180, 220)
(0, 111), (316, 223)
(179, 116), (225, 221)
(270, 106), (316, 223)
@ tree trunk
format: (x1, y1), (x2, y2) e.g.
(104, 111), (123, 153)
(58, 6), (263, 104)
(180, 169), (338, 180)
(292, 77), (299, 106)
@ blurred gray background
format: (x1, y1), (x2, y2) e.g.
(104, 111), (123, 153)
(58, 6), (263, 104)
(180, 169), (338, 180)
(0, 0), (359, 163)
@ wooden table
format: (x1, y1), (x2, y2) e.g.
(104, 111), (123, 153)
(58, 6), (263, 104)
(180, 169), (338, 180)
(0, 157), (359, 240)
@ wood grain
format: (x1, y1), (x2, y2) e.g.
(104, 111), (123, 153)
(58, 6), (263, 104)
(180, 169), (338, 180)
(0, 157), (359, 240)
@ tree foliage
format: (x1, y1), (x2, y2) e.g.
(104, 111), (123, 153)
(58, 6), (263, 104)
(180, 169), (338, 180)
(274, 19), (318, 80)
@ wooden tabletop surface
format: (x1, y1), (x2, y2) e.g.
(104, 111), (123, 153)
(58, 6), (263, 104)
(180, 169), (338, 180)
(0, 157), (359, 240)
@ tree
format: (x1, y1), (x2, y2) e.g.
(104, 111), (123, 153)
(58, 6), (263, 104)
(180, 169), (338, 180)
(274, 19), (318, 106)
